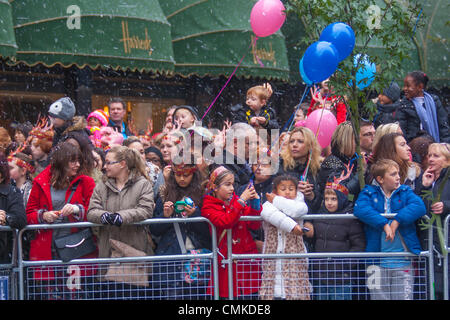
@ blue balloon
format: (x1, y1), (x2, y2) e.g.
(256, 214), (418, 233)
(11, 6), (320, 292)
(354, 54), (376, 90)
(299, 58), (313, 85)
(319, 22), (355, 62)
(302, 41), (339, 83)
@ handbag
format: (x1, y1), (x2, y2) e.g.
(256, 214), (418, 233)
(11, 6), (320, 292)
(53, 180), (97, 262)
(105, 239), (149, 287)
(173, 221), (211, 285)
(54, 228), (96, 262)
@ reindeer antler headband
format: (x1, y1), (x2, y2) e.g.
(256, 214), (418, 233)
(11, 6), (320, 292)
(325, 162), (354, 196)
(29, 116), (53, 142)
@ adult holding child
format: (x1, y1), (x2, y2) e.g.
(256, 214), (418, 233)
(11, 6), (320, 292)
(233, 83), (279, 130)
(278, 126), (322, 213)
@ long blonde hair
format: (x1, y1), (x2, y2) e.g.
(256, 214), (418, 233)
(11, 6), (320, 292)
(107, 145), (150, 181)
(331, 121), (355, 157)
(280, 127), (321, 176)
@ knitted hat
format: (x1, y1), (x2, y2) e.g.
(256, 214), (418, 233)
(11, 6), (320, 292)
(87, 109), (109, 127)
(172, 105), (200, 124)
(48, 97), (76, 120)
(382, 81), (401, 103)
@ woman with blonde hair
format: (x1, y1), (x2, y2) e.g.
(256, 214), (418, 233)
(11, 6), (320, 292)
(318, 121), (360, 198)
(278, 126), (322, 212)
(372, 122), (403, 151)
(415, 142), (450, 300)
(87, 145), (155, 299)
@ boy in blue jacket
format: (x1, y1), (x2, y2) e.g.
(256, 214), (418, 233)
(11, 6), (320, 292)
(354, 159), (426, 300)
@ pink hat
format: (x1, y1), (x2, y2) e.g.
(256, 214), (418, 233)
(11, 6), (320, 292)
(87, 109), (109, 127)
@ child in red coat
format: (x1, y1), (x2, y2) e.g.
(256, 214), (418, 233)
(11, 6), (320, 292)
(201, 166), (262, 299)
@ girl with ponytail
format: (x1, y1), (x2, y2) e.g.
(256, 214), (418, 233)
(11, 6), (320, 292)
(87, 145), (155, 299)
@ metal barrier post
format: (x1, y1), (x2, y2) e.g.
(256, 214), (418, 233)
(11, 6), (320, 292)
(17, 228), (25, 300)
(444, 215), (450, 300)
(0, 226), (18, 300)
(227, 229), (234, 300)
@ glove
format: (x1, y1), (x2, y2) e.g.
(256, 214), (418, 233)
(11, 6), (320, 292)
(101, 212), (123, 226)
(249, 198), (261, 210)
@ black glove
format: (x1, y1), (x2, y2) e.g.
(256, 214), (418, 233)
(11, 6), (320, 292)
(101, 212), (123, 226)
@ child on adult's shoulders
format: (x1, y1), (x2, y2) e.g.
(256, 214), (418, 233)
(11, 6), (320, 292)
(233, 83), (279, 130)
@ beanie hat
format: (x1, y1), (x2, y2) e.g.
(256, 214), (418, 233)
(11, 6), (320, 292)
(172, 105), (200, 124)
(145, 146), (164, 164)
(382, 81), (401, 103)
(48, 97), (76, 121)
(87, 109), (109, 127)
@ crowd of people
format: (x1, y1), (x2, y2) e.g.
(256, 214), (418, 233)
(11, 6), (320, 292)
(0, 70), (449, 300)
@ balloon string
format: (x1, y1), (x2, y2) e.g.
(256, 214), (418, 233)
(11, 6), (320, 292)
(301, 90), (330, 182)
(284, 84), (311, 134)
(252, 36), (265, 67)
(200, 41), (253, 121)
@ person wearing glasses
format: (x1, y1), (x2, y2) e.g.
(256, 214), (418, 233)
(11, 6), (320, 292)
(87, 145), (155, 299)
(359, 120), (376, 160)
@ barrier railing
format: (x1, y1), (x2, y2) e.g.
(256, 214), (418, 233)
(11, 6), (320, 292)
(7, 213), (437, 300)
(17, 217), (219, 300)
(0, 226), (19, 300)
(223, 214), (434, 300)
(444, 215), (450, 300)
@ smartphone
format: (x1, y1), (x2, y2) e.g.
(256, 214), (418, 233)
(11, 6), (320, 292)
(301, 227), (310, 233)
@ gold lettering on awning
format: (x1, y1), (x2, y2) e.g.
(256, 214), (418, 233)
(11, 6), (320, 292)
(120, 20), (152, 56)
(251, 36), (276, 66)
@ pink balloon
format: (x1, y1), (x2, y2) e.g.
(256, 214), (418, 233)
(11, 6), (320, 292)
(294, 120), (306, 127)
(304, 109), (338, 148)
(250, 0), (286, 37)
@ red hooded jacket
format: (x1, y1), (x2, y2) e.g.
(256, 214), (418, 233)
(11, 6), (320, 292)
(26, 166), (97, 280)
(201, 193), (261, 298)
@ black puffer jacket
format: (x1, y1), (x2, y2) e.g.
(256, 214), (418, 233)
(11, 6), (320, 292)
(232, 104), (279, 130)
(0, 184), (27, 263)
(373, 101), (401, 129)
(317, 147), (361, 200)
(311, 187), (365, 285)
(395, 94), (450, 143)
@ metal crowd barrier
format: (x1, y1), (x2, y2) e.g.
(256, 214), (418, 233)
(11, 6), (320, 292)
(0, 226), (19, 300)
(16, 217), (219, 300)
(444, 215), (450, 300)
(224, 214), (435, 300)
(4, 213), (438, 300)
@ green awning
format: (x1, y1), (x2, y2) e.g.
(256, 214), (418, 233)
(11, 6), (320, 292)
(159, 0), (290, 80)
(10, 0), (175, 73)
(0, 0), (18, 58)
